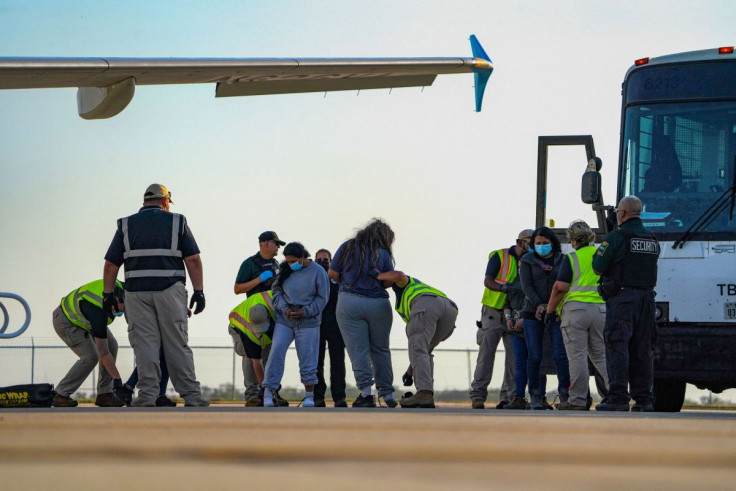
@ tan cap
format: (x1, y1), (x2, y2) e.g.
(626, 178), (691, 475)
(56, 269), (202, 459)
(517, 229), (534, 240)
(249, 304), (271, 333)
(143, 183), (173, 204)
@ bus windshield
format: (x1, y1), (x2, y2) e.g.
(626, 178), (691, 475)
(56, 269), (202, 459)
(621, 100), (736, 239)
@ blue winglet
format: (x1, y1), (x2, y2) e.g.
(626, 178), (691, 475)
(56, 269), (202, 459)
(469, 35), (493, 112)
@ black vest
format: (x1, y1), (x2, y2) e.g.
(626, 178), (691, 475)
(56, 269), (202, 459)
(608, 227), (660, 288)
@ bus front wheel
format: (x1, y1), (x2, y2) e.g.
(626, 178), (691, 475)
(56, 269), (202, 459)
(653, 379), (686, 412)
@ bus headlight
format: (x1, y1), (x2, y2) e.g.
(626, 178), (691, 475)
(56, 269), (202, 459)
(655, 302), (669, 322)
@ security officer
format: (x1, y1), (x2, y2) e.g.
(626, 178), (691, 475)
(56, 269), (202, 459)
(228, 290), (287, 407)
(546, 220), (609, 410)
(376, 270), (457, 409)
(233, 230), (285, 406)
(52, 279), (129, 407)
(103, 183), (209, 407)
(592, 196), (660, 412)
(469, 229), (532, 409)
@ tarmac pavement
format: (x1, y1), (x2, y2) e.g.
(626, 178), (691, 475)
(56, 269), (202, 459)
(1, 405), (735, 490)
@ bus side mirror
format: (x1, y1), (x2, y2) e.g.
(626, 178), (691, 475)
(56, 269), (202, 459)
(582, 158), (603, 204)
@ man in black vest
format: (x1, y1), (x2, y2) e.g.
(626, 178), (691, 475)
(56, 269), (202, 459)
(103, 183), (209, 407)
(593, 195), (660, 412)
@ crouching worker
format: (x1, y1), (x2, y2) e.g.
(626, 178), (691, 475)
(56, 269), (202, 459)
(228, 290), (288, 407)
(52, 279), (129, 407)
(377, 271), (458, 409)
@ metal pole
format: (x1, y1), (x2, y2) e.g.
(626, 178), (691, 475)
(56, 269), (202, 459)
(466, 349), (472, 390)
(231, 349), (236, 400)
(31, 337), (35, 383)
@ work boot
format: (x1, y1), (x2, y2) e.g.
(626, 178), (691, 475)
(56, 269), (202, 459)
(541, 396), (554, 410)
(471, 398), (485, 409)
(52, 393), (78, 407)
(495, 400), (509, 409)
(184, 395), (210, 407)
(314, 399), (326, 407)
(595, 400), (630, 411)
(400, 390), (435, 408)
(505, 396), (530, 410)
(273, 390), (290, 407)
(555, 401), (588, 410)
(530, 394), (544, 410)
(631, 403), (654, 412)
(334, 399), (348, 408)
(155, 395), (177, 407)
(352, 394), (376, 408)
(95, 392), (125, 407)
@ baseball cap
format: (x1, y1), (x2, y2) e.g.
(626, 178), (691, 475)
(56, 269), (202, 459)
(249, 304), (271, 333)
(258, 231), (285, 246)
(143, 183), (173, 203)
(517, 229), (534, 240)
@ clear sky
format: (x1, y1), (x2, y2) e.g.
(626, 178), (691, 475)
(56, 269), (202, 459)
(1, 1), (733, 398)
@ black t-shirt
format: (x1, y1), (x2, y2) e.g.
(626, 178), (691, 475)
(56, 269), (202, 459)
(556, 255), (573, 283)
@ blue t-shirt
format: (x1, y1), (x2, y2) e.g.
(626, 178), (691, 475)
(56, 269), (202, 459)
(330, 241), (393, 298)
(485, 245), (520, 277)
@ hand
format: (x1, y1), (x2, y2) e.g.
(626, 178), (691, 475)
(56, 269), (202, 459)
(287, 307), (304, 320)
(535, 304), (546, 321)
(402, 371), (413, 387)
(113, 385), (133, 406)
(189, 290), (205, 315)
(259, 270), (274, 283)
(514, 319), (524, 332)
(506, 319), (514, 331)
(500, 283), (517, 295)
(544, 311), (559, 329)
(102, 291), (119, 315)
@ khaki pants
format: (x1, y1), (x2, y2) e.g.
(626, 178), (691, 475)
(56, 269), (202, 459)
(52, 306), (118, 397)
(125, 282), (207, 406)
(561, 301), (609, 406)
(228, 326), (271, 399)
(407, 295), (457, 393)
(470, 305), (515, 402)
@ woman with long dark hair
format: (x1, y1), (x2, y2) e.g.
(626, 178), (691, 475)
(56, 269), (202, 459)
(262, 242), (329, 407)
(328, 218), (396, 408)
(519, 226), (570, 409)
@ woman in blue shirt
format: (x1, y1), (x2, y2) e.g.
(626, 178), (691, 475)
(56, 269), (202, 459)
(328, 218), (396, 408)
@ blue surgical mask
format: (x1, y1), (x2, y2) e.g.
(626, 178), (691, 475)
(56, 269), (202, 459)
(289, 261), (303, 271)
(113, 310), (124, 318)
(535, 244), (552, 256)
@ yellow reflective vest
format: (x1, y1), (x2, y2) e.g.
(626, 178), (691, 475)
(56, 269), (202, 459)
(481, 248), (517, 309)
(60, 279), (123, 331)
(562, 245), (604, 308)
(228, 291), (275, 347)
(395, 277), (450, 323)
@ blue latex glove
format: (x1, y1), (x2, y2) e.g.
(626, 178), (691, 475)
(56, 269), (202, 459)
(259, 270), (274, 282)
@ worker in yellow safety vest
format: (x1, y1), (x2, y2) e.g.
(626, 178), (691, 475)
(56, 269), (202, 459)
(228, 291), (287, 407)
(52, 279), (128, 407)
(546, 220), (609, 410)
(376, 271), (458, 409)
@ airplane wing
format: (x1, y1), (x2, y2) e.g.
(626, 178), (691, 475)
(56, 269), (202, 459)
(0, 36), (492, 119)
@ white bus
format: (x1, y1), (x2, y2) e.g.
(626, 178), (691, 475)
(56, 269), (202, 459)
(538, 46), (736, 411)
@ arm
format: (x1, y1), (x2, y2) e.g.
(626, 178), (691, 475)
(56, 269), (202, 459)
(519, 260), (542, 307)
(94, 337), (122, 380)
(103, 260), (120, 293)
(250, 358), (265, 384)
(234, 277), (263, 295)
(302, 268), (330, 318)
(184, 254), (204, 290)
(484, 275), (503, 292)
(327, 269), (341, 283)
(546, 281), (570, 315)
(376, 270), (409, 288)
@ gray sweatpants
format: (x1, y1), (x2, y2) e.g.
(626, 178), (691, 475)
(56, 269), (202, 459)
(407, 295), (457, 393)
(125, 282), (207, 406)
(560, 301), (609, 406)
(228, 326), (271, 399)
(52, 306), (118, 397)
(337, 292), (395, 397)
(469, 305), (515, 402)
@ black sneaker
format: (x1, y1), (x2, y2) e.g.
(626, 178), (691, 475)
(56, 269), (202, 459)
(334, 400), (348, 408)
(156, 395), (177, 407)
(314, 399), (326, 407)
(595, 401), (630, 411)
(352, 394), (376, 408)
(505, 397), (530, 410)
(274, 391), (290, 407)
(631, 403), (654, 412)
(495, 400), (509, 409)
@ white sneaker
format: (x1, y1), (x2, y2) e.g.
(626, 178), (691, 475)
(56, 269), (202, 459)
(302, 395), (315, 407)
(264, 389), (275, 407)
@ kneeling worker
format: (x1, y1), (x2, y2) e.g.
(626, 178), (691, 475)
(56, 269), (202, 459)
(377, 271), (458, 408)
(228, 290), (288, 406)
(52, 279), (129, 407)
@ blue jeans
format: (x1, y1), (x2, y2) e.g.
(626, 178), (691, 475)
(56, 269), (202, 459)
(524, 318), (570, 400)
(511, 334), (547, 398)
(336, 293), (394, 397)
(263, 323), (320, 389)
